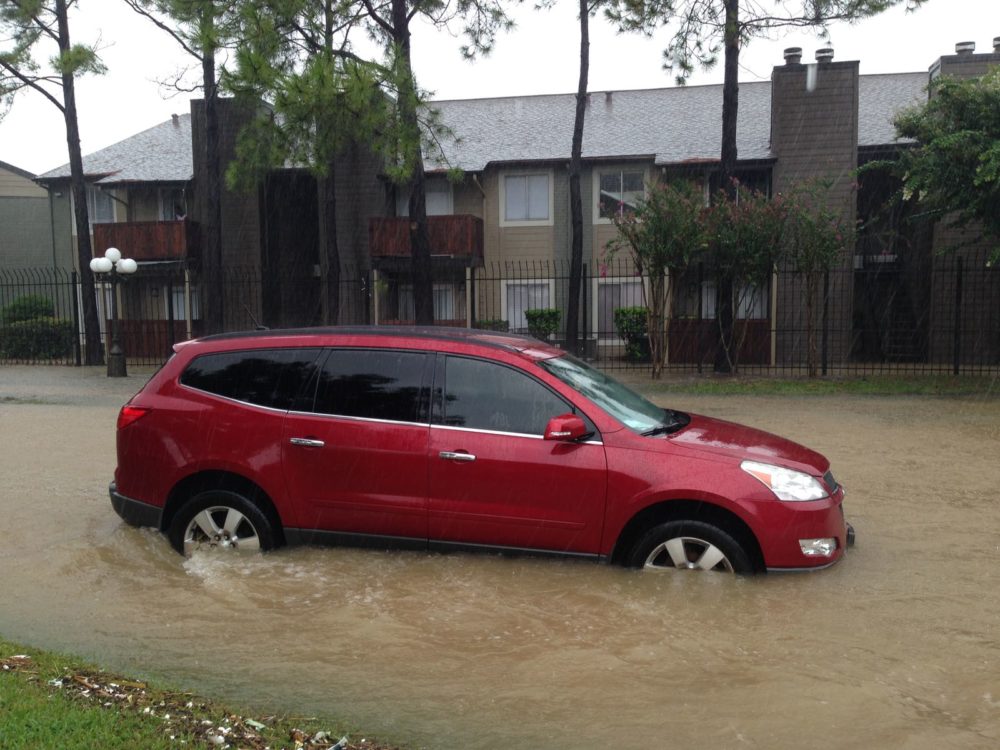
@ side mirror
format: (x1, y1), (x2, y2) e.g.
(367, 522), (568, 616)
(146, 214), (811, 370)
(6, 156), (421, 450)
(544, 413), (588, 442)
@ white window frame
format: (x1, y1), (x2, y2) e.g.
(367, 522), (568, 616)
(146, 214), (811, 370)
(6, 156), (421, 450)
(500, 279), (555, 334)
(593, 167), (648, 225)
(592, 275), (650, 344)
(499, 170), (554, 227)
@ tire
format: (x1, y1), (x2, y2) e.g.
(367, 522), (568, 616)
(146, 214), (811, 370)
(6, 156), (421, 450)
(168, 490), (276, 556)
(627, 520), (753, 574)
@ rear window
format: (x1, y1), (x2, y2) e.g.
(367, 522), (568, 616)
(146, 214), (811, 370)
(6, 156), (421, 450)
(180, 348), (322, 410)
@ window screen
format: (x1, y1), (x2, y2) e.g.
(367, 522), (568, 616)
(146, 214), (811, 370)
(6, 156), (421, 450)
(313, 349), (428, 423)
(181, 348), (321, 409)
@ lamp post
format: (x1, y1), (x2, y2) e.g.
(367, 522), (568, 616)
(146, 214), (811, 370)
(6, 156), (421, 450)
(89, 247), (137, 377)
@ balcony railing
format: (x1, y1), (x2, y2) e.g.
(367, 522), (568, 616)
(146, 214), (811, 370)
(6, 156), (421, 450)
(93, 219), (199, 263)
(369, 215), (484, 261)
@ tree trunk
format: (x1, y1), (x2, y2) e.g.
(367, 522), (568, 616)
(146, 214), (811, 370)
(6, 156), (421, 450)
(393, 0), (433, 326)
(317, 171), (341, 325)
(714, 0), (740, 374)
(56, 0), (101, 366)
(201, 7), (224, 334)
(566, 0), (590, 355)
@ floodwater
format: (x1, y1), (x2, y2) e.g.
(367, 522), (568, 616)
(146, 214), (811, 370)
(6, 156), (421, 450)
(2, 366), (999, 749)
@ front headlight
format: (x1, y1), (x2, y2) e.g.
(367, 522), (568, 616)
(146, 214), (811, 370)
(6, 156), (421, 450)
(741, 460), (829, 502)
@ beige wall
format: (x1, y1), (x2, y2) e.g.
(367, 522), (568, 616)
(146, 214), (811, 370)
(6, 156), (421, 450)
(0, 165), (47, 198)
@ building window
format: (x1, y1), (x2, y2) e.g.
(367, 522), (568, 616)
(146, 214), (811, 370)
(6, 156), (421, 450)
(502, 173), (550, 224)
(159, 188), (188, 221)
(399, 284), (463, 322)
(171, 284), (200, 320)
(676, 278), (767, 320)
(86, 185), (115, 228)
(502, 280), (552, 333)
(396, 178), (453, 217)
(596, 278), (645, 340)
(596, 170), (644, 221)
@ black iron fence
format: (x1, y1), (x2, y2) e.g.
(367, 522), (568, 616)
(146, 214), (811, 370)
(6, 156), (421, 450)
(2, 260), (998, 375)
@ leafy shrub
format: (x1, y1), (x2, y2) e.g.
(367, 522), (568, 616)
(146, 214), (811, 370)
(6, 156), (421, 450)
(474, 319), (510, 332)
(1, 294), (54, 325)
(0, 317), (74, 360)
(613, 306), (650, 361)
(524, 308), (560, 340)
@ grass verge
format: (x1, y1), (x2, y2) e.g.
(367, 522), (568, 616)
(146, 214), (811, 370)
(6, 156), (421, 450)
(616, 373), (1000, 397)
(0, 638), (400, 750)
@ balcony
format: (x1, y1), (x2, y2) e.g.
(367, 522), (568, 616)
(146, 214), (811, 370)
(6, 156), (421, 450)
(93, 219), (199, 263)
(369, 215), (484, 264)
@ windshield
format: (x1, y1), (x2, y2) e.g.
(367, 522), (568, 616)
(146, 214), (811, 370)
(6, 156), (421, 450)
(538, 354), (683, 434)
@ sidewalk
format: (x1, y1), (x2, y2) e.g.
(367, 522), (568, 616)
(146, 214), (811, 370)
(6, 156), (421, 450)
(0, 365), (157, 407)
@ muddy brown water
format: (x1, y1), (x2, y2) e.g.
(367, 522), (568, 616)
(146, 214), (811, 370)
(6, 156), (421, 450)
(2, 366), (999, 749)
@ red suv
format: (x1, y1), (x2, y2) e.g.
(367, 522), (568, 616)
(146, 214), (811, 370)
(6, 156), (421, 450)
(110, 327), (852, 573)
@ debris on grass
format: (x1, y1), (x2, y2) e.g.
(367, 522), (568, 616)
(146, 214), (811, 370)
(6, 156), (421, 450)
(0, 655), (395, 750)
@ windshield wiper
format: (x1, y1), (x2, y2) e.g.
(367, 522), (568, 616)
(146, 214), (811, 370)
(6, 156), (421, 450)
(641, 409), (689, 437)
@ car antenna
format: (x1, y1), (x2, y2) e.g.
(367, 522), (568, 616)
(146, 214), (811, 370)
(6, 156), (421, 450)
(244, 304), (269, 330)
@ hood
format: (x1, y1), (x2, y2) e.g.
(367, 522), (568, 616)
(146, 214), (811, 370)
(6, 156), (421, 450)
(667, 413), (829, 475)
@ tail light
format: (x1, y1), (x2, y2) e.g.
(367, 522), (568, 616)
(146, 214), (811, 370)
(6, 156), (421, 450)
(117, 405), (150, 430)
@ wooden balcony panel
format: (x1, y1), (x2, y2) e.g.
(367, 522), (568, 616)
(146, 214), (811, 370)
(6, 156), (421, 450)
(369, 215), (484, 260)
(93, 220), (199, 263)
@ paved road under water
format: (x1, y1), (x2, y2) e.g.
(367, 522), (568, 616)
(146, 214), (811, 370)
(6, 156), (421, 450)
(1, 367), (999, 749)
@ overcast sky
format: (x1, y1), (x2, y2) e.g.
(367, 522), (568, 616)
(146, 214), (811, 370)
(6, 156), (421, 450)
(1, 0), (997, 176)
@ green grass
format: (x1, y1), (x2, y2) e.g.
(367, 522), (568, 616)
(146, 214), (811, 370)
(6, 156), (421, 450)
(617, 373), (1000, 398)
(0, 638), (395, 750)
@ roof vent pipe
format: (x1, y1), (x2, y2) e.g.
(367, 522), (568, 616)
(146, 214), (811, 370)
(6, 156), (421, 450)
(784, 47), (803, 64)
(171, 113), (179, 125)
(605, 91), (613, 103)
(955, 41), (976, 55)
(816, 47), (834, 63)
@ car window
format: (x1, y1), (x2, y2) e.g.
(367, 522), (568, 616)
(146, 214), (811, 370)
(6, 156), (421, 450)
(439, 356), (575, 436)
(180, 348), (322, 410)
(312, 349), (429, 423)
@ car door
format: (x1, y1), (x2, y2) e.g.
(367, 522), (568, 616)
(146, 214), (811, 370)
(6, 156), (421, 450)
(427, 354), (608, 555)
(281, 348), (432, 542)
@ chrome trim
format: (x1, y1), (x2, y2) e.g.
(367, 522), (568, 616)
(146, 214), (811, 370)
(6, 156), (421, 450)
(430, 423), (603, 445)
(286, 410), (429, 428)
(178, 383), (292, 415)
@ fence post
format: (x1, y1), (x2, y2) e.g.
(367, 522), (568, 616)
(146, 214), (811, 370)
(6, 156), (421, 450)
(696, 262), (704, 374)
(167, 274), (176, 351)
(580, 262), (588, 355)
(822, 270), (830, 376)
(953, 257), (963, 375)
(71, 270), (82, 366)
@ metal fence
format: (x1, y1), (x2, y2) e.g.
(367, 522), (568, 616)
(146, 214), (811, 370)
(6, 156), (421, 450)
(2, 259), (998, 375)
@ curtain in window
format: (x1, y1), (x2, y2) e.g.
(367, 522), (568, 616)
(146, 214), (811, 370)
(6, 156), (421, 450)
(506, 282), (550, 332)
(505, 175), (548, 221)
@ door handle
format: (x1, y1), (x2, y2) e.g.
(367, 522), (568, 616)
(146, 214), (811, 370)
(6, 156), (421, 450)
(289, 437), (325, 448)
(439, 450), (476, 462)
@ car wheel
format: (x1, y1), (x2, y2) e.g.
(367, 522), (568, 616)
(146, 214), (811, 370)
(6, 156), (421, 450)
(168, 490), (275, 556)
(628, 520), (752, 573)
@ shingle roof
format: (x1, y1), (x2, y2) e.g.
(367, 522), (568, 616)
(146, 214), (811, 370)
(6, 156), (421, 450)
(37, 113), (192, 184)
(33, 71), (930, 182)
(858, 72), (927, 147)
(431, 71), (930, 172)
